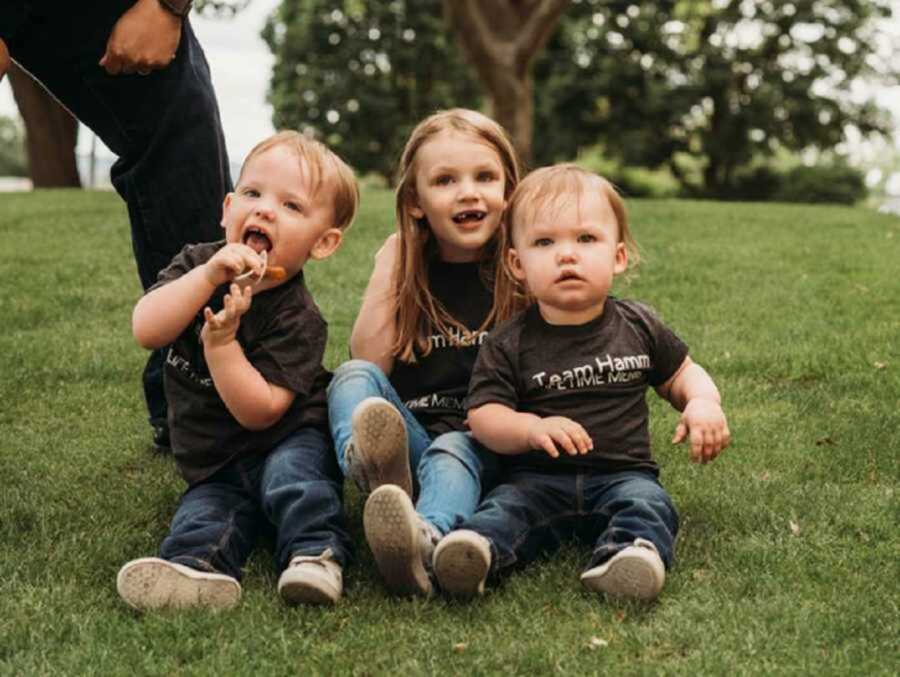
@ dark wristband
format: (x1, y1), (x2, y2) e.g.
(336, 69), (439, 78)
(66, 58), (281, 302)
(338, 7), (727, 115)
(158, 0), (193, 18)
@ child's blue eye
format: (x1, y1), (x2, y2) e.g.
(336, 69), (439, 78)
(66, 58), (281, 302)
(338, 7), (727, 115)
(243, 188), (260, 198)
(285, 201), (302, 212)
(534, 238), (552, 247)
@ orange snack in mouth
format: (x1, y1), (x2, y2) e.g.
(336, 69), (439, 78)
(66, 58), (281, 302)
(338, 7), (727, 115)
(264, 266), (286, 281)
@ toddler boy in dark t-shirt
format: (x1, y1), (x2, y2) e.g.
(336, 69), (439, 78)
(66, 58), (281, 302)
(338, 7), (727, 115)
(116, 131), (359, 610)
(433, 164), (731, 602)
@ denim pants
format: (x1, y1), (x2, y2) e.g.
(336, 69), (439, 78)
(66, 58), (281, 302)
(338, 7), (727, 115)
(326, 359), (499, 535)
(461, 469), (679, 577)
(160, 427), (352, 580)
(3, 2), (232, 429)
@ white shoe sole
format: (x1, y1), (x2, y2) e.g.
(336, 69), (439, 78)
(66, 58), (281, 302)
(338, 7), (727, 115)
(433, 530), (490, 599)
(351, 398), (412, 495)
(364, 485), (432, 596)
(117, 557), (241, 611)
(580, 546), (665, 601)
(278, 573), (341, 606)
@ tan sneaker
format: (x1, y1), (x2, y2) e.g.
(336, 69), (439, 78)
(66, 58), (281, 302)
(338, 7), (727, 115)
(346, 397), (411, 495)
(278, 549), (343, 606)
(432, 530), (491, 599)
(364, 484), (438, 597)
(580, 538), (665, 601)
(116, 557), (241, 611)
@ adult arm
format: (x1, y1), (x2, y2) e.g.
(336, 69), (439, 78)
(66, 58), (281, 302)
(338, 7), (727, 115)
(656, 356), (731, 463)
(349, 233), (400, 374)
(99, 0), (184, 75)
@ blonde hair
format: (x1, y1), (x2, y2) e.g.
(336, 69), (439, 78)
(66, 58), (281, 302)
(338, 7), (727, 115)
(392, 109), (524, 363)
(504, 164), (640, 293)
(241, 130), (359, 231)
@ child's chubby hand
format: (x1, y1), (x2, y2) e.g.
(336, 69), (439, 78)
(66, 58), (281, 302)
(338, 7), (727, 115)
(527, 416), (593, 459)
(672, 398), (731, 464)
(201, 283), (252, 349)
(204, 243), (264, 288)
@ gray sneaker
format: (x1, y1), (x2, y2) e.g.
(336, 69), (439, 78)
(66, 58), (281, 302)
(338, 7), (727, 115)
(432, 529), (492, 599)
(278, 549), (343, 606)
(116, 557), (241, 611)
(346, 397), (411, 496)
(580, 538), (665, 601)
(364, 484), (439, 597)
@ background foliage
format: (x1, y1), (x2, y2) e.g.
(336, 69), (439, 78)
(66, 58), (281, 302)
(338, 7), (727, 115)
(264, 0), (893, 200)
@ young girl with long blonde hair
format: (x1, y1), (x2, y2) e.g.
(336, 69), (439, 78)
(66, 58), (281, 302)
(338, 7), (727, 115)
(327, 109), (522, 596)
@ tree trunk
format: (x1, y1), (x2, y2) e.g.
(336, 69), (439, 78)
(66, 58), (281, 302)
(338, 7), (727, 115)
(8, 63), (81, 188)
(443, 0), (569, 166)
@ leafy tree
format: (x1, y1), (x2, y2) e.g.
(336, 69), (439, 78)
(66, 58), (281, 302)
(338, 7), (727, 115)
(533, 0), (895, 196)
(263, 0), (481, 181)
(442, 0), (570, 164)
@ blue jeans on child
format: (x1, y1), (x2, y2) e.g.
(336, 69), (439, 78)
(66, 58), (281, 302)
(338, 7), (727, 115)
(326, 359), (499, 535)
(459, 469), (679, 575)
(160, 427), (351, 580)
(2, 3), (232, 433)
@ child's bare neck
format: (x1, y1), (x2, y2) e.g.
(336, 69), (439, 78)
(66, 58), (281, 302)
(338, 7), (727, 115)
(537, 299), (606, 326)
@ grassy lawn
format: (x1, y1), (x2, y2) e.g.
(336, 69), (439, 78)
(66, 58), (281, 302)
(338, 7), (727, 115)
(0, 188), (897, 675)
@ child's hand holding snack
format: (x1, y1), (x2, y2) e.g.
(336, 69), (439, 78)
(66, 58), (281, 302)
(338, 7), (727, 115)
(203, 243), (264, 287)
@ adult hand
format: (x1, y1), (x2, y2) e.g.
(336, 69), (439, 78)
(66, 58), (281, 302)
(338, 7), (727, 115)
(672, 398), (731, 464)
(0, 38), (10, 83)
(100, 0), (183, 75)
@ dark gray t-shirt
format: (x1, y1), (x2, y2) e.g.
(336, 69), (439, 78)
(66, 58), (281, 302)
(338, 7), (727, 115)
(465, 298), (689, 474)
(390, 259), (493, 436)
(151, 241), (331, 484)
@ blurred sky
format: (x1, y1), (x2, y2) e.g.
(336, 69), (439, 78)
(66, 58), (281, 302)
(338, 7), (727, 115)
(0, 0), (898, 170)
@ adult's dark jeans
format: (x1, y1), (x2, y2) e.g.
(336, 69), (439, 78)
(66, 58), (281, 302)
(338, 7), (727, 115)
(3, 2), (233, 433)
(160, 427), (353, 580)
(461, 469), (679, 578)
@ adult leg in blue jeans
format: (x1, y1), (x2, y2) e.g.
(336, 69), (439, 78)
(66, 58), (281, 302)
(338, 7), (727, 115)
(2, 2), (232, 447)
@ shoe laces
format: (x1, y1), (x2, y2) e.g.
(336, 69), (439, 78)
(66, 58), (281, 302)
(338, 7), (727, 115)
(418, 521), (442, 573)
(344, 443), (372, 493)
(289, 548), (338, 570)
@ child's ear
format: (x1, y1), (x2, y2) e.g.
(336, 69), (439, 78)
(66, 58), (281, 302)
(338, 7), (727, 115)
(408, 201), (424, 220)
(220, 193), (234, 229)
(614, 242), (628, 274)
(507, 247), (527, 282)
(309, 227), (343, 261)
(405, 188), (424, 219)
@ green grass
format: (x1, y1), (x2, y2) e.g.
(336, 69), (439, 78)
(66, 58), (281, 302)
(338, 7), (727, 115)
(1, 189), (897, 675)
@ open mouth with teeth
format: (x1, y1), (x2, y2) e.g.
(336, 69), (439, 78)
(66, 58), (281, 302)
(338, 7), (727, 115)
(452, 210), (487, 226)
(243, 226), (273, 254)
